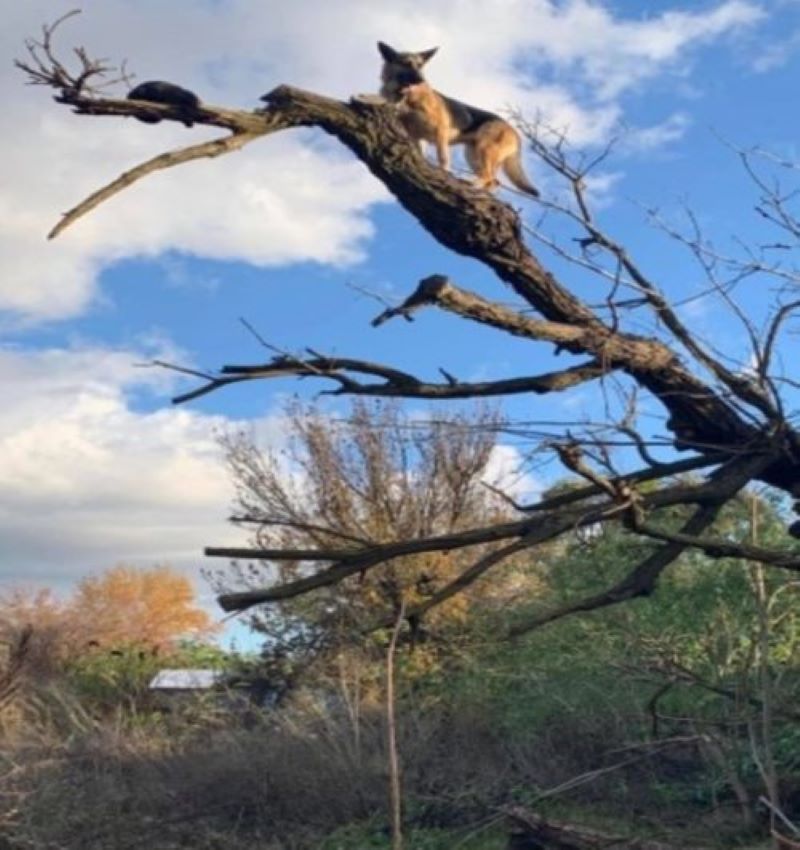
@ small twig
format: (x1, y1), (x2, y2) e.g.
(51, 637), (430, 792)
(759, 796), (800, 837)
(347, 281), (413, 321)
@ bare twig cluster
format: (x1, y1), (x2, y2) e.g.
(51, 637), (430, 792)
(15, 11), (130, 97)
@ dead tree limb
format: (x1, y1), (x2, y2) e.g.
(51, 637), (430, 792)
(504, 805), (711, 850)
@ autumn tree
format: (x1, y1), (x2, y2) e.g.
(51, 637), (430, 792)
(210, 400), (540, 665)
(0, 565), (215, 674)
(16, 14), (800, 644)
(73, 564), (215, 651)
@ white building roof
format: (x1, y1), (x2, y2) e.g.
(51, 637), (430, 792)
(149, 668), (223, 690)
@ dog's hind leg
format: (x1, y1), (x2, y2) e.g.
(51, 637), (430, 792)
(465, 138), (499, 190)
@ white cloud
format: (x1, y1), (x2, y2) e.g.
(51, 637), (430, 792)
(751, 27), (800, 71)
(0, 106), (386, 320)
(363, 0), (763, 102)
(1, 0), (766, 323)
(0, 343), (268, 591)
(623, 112), (692, 153)
(550, 1), (765, 99)
(483, 444), (541, 503)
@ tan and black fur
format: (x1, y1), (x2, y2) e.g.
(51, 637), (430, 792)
(378, 41), (539, 197)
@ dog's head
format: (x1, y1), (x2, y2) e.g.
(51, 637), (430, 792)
(378, 42), (438, 99)
(378, 42), (438, 74)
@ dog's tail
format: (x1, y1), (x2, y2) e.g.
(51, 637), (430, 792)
(502, 151), (539, 198)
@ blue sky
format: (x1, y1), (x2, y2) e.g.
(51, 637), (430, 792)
(2, 0), (800, 630)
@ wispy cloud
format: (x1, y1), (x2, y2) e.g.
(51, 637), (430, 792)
(751, 26), (800, 71)
(622, 112), (692, 153)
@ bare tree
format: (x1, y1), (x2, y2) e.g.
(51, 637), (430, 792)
(17, 14), (800, 640)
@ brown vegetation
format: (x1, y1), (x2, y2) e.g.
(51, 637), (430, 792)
(73, 565), (215, 650)
(0, 566), (215, 687)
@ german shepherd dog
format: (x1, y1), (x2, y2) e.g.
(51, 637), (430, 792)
(378, 42), (539, 197)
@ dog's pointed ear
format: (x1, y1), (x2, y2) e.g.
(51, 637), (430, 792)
(378, 42), (398, 62)
(420, 47), (439, 64)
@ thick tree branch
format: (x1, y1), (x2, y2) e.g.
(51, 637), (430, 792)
(508, 501), (724, 637)
(509, 451), (774, 636)
(504, 805), (709, 850)
(513, 453), (725, 512)
(160, 352), (605, 403)
(631, 521), (800, 571)
(214, 500), (629, 613)
(372, 273), (585, 343)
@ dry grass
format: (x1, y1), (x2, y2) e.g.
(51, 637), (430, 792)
(1, 691), (373, 848)
(0, 686), (439, 847)
(0, 674), (555, 850)
(0, 676), (780, 850)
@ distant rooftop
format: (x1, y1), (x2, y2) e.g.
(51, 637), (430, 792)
(149, 669), (223, 690)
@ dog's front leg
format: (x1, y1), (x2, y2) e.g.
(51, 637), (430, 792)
(435, 130), (451, 172)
